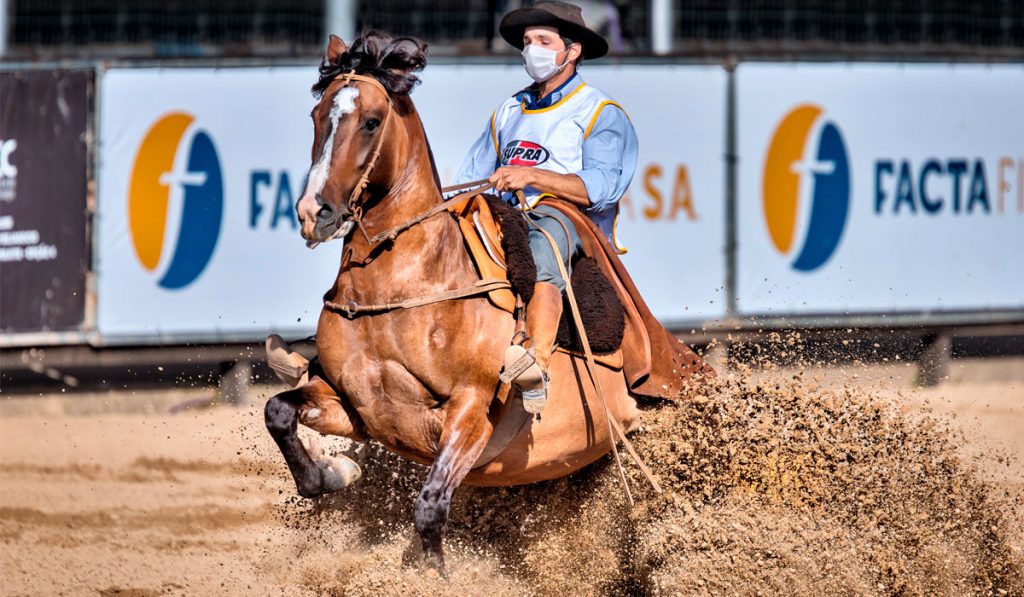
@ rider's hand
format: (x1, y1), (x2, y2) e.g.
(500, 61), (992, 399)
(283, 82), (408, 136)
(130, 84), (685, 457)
(489, 166), (535, 192)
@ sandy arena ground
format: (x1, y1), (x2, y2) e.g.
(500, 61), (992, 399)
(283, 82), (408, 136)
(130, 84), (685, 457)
(1, 356), (1022, 595)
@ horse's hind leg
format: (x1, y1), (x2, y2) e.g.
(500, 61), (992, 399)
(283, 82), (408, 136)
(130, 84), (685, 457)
(264, 376), (366, 499)
(414, 388), (492, 572)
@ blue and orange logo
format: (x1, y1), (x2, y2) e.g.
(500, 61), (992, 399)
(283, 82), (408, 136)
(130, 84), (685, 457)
(763, 104), (850, 272)
(128, 113), (223, 289)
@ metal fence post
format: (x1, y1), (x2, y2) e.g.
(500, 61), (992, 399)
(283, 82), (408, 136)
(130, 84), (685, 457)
(0, 0), (8, 56)
(724, 62), (738, 318)
(325, 0), (357, 42)
(651, 0), (672, 55)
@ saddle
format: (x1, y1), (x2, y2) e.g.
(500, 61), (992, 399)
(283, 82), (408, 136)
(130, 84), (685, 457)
(454, 194), (714, 399)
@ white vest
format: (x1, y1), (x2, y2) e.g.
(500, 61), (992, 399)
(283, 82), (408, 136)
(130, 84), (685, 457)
(490, 82), (621, 208)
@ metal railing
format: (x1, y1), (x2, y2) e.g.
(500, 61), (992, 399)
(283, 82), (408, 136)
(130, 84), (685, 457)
(4, 1), (1021, 60)
(7, 0), (324, 58)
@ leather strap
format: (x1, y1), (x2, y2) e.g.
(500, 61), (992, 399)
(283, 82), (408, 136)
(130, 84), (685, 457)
(324, 279), (511, 318)
(337, 74), (394, 217)
(361, 179), (495, 245)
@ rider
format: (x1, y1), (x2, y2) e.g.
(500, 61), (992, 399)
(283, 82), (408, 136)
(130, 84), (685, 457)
(267, 2), (638, 409)
(455, 0), (637, 411)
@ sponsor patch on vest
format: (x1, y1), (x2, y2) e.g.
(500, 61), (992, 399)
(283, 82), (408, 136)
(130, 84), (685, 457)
(502, 140), (550, 167)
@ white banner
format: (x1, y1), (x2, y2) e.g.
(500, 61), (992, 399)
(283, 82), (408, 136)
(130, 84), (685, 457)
(97, 67), (337, 340)
(97, 64), (727, 340)
(736, 63), (1024, 315)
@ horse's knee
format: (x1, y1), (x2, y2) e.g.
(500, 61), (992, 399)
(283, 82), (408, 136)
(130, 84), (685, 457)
(299, 398), (367, 440)
(264, 394), (298, 437)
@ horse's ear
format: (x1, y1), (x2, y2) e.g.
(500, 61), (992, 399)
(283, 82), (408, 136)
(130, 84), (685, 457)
(325, 35), (347, 64)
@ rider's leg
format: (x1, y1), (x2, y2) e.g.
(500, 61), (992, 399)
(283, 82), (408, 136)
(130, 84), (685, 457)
(524, 281), (562, 377)
(505, 205), (582, 411)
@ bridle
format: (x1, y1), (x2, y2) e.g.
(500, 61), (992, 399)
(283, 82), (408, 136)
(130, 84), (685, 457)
(316, 71), (498, 249)
(311, 72), (394, 247)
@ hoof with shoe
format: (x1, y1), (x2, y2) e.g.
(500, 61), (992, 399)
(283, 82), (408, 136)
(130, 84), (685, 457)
(317, 455), (362, 492)
(300, 434), (362, 493)
(265, 334), (310, 388)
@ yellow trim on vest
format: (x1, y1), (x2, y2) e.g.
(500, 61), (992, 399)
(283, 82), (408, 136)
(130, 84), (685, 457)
(518, 192), (556, 211)
(520, 83), (588, 114)
(611, 207), (628, 254)
(489, 111), (500, 157)
(584, 100), (628, 139)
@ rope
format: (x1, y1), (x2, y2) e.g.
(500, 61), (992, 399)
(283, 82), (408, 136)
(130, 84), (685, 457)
(524, 199), (662, 506)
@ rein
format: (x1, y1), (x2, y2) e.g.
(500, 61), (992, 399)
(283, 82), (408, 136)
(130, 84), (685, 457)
(322, 173), (502, 318)
(527, 210), (663, 505)
(361, 178), (497, 245)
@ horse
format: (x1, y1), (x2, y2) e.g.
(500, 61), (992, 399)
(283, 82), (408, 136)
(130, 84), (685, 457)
(264, 32), (706, 570)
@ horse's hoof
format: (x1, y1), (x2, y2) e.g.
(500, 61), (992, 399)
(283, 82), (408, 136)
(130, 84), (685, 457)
(317, 455), (362, 493)
(265, 334), (310, 387)
(299, 434), (361, 494)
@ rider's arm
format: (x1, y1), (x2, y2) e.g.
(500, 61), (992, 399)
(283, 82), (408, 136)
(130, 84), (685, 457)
(576, 104), (638, 214)
(453, 112), (501, 184)
(524, 169), (591, 208)
(490, 168), (591, 207)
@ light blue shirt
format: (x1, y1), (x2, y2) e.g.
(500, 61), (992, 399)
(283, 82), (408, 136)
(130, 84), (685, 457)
(454, 73), (638, 240)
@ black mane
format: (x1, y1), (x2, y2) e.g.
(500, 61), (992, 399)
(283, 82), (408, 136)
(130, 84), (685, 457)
(312, 31), (428, 98)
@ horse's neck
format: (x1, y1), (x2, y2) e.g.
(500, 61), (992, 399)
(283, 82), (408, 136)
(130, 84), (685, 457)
(334, 112), (477, 300)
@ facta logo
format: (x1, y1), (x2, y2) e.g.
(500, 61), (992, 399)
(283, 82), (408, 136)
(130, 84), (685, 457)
(763, 104), (850, 272)
(128, 112), (223, 289)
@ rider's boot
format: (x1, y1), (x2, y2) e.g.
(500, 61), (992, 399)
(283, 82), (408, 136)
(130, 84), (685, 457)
(503, 282), (562, 414)
(265, 334), (311, 388)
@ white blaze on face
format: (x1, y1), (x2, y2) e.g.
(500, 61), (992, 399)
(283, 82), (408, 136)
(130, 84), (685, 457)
(306, 86), (360, 202)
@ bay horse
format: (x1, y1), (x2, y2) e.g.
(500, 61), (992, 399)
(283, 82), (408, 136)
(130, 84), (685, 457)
(265, 32), (681, 569)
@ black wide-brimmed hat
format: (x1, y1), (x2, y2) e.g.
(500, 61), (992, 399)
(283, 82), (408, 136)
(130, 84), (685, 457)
(499, 1), (609, 60)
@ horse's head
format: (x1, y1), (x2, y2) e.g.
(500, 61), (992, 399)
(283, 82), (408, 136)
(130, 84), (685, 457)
(297, 32), (427, 246)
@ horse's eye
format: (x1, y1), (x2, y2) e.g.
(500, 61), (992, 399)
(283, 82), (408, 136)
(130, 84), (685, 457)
(364, 118), (380, 131)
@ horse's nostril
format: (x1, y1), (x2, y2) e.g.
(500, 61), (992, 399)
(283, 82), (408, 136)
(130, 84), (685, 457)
(316, 204), (335, 224)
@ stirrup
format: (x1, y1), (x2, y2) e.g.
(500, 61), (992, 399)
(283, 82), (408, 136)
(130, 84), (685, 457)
(500, 343), (537, 385)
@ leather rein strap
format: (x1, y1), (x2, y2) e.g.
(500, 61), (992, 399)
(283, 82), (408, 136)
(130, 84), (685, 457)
(362, 178), (497, 245)
(322, 174), (500, 318)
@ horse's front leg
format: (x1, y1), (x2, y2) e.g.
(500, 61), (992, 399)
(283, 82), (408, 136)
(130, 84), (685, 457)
(415, 388), (493, 572)
(264, 374), (367, 498)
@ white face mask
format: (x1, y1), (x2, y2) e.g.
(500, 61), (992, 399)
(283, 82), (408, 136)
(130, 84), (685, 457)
(522, 43), (574, 83)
